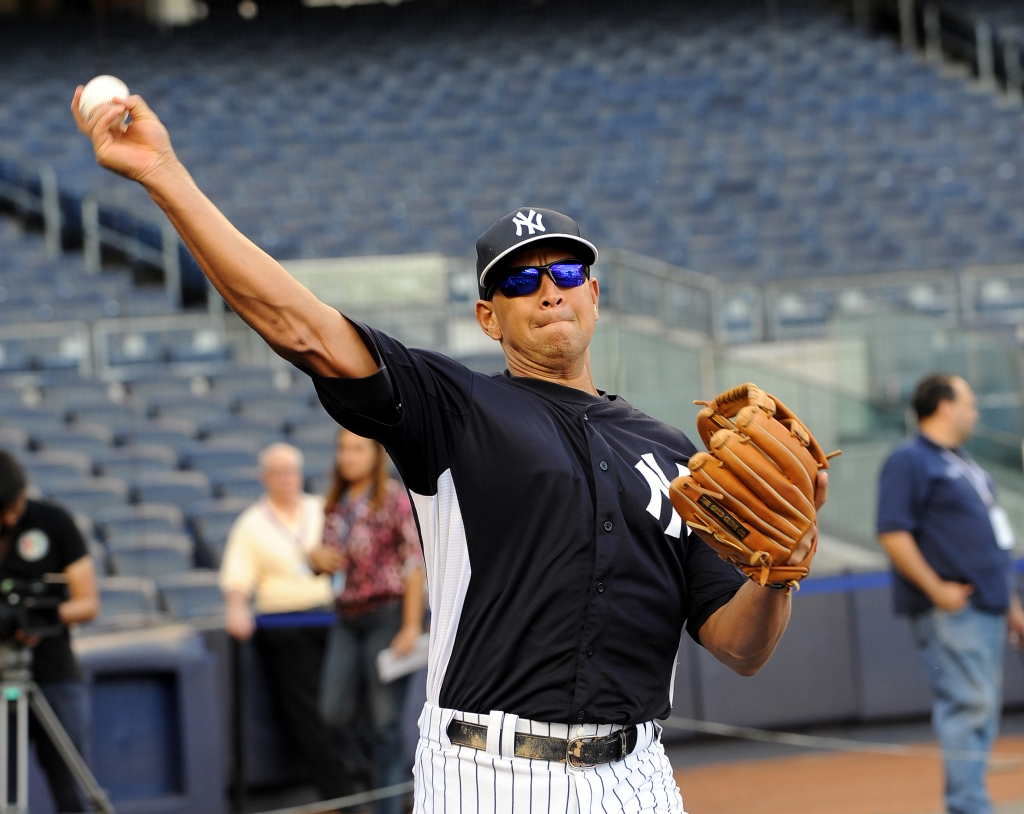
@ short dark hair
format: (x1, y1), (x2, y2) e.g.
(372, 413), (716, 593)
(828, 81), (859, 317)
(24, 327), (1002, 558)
(912, 373), (957, 420)
(0, 450), (26, 513)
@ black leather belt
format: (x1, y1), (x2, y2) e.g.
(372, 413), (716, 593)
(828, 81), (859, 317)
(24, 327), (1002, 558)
(446, 719), (638, 768)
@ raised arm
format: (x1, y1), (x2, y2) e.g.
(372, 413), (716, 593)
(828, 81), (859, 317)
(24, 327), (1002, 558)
(71, 87), (376, 379)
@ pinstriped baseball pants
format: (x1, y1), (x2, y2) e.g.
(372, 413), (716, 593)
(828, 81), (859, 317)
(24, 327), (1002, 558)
(413, 703), (687, 814)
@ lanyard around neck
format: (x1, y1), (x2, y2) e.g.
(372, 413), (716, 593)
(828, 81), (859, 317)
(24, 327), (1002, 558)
(261, 498), (312, 553)
(939, 449), (994, 507)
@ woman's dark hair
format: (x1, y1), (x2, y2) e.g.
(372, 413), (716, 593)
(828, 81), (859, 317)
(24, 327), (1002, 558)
(912, 373), (957, 420)
(324, 429), (390, 513)
(0, 450), (27, 512)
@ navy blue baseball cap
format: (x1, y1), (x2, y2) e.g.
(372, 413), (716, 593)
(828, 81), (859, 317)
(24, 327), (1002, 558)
(476, 208), (599, 299)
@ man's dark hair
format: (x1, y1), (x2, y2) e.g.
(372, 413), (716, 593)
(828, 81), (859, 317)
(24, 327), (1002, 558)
(912, 373), (957, 420)
(0, 450), (27, 512)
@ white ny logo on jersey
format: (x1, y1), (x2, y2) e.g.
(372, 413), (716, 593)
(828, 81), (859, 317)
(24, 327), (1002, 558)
(634, 453), (687, 539)
(512, 210), (546, 237)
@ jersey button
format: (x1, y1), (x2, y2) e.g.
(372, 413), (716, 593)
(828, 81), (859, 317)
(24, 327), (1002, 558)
(586, 646), (594, 656)
(596, 583), (605, 593)
(577, 711), (585, 721)
(603, 521), (613, 532)
(599, 460), (608, 471)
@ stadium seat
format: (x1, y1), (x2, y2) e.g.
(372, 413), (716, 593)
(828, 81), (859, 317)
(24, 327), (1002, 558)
(151, 398), (231, 430)
(92, 445), (179, 480)
(209, 467), (263, 501)
(95, 575), (159, 615)
(107, 534), (195, 578)
(203, 421), (285, 450)
(87, 575), (171, 630)
(46, 477), (129, 516)
(179, 440), (258, 473)
(93, 504), (186, 541)
(69, 402), (147, 428)
(189, 497), (250, 567)
(0, 407), (65, 435)
(120, 418), (199, 448)
(41, 379), (112, 410)
(21, 450), (92, 491)
(0, 427), (30, 453)
(132, 471), (212, 510)
(33, 423), (115, 456)
(156, 571), (224, 620)
(208, 368), (285, 400)
(290, 422), (339, 448)
(301, 447), (336, 482)
(125, 373), (201, 403)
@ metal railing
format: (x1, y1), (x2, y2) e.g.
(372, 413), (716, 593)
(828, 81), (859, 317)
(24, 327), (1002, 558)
(0, 154), (61, 258)
(0, 152), (211, 309)
(864, 0), (1024, 100)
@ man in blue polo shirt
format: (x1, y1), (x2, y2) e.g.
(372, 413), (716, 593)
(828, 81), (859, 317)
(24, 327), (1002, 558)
(878, 373), (1024, 814)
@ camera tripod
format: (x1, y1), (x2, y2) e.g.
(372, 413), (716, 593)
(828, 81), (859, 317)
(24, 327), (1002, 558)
(0, 647), (114, 814)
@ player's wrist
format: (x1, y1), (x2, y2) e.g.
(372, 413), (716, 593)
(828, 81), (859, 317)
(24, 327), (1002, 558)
(138, 152), (188, 197)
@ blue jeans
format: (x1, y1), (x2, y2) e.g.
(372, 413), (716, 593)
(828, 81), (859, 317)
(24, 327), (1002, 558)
(912, 606), (1007, 814)
(319, 603), (410, 814)
(35, 680), (91, 813)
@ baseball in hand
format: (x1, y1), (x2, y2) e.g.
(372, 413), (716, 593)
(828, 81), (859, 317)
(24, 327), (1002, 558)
(79, 75), (130, 128)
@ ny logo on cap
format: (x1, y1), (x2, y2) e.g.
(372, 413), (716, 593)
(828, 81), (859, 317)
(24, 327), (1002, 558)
(512, 210), (546, 237)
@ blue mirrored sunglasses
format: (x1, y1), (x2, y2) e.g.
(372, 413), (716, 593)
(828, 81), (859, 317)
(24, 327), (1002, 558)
(492, 260), (590, 299)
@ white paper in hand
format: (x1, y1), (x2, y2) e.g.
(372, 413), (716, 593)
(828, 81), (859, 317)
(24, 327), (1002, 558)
(376, 633), (429, 684)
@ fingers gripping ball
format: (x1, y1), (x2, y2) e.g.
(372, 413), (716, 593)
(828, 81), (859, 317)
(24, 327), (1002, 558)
(668, 383), (840, 591)
(79, 76), (130, 129)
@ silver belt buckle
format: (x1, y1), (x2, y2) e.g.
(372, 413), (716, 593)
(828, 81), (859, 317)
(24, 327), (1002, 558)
(566, 730), (627, 769)
(566, 735), (600, 769)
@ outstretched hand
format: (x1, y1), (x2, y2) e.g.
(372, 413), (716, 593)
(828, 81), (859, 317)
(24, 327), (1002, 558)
(71, 87), (177, 186)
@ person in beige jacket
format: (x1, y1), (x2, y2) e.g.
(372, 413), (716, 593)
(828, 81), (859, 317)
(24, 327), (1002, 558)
(220, 442), (352, 802)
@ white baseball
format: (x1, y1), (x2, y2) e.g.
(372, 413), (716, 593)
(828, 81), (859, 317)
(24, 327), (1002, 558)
(79, 75), (130, 128)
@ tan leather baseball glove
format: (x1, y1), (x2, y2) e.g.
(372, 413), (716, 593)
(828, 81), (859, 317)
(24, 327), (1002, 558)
(668, 383), (839, 591)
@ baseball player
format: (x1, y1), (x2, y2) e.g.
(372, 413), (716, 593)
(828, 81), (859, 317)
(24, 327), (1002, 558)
(74, 90), (825, 813)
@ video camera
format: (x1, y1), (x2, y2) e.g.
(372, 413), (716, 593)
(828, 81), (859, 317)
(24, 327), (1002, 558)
(0, 576), (67, 644)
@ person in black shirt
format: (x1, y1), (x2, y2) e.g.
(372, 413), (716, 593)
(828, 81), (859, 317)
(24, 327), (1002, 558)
(75, 93), (824, 814)
(0, 450), (100, 813)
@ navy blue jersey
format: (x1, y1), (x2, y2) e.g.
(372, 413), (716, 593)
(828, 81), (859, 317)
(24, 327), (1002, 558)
(877, 435), (1011, 615)
(311, 321), (744, 725)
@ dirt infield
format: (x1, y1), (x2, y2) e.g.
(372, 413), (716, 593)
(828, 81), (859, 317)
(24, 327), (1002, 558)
(674, 735), (1024, 814)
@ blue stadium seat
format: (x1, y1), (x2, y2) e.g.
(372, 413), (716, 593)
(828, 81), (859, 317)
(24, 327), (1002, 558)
(121, 418), (198, 448)
(21, 451), (92, 491)
(46, 477), (129, 516)
(209, 467), (263, 501)
(132, 471), (212, 510)
(95, 575), (159, 615)
(179, 441), (258, 473)
(93, 445), (179, 480)
(1, 407), (64, 435)
(0, 427), (29, 453)
(94, 504), (186, 542)
(69, 402), (147, 428)
(151, 399), (231, 429)
(126, 373), (200, 403)
(188, 497), (250, 568)
(156, 571), (224, 620)
(33, 424), (115, 456)
(107, 534), (195, 578)
(203, 420), (284, 450)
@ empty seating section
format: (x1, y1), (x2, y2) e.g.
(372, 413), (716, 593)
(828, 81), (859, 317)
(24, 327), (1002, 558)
(5, 1), (1024, 283)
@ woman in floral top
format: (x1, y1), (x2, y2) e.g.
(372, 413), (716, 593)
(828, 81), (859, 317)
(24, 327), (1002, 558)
(310, 428), (424, 814)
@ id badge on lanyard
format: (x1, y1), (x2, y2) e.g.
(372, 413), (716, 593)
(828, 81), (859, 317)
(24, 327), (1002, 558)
(941, 450), (1016, 551)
